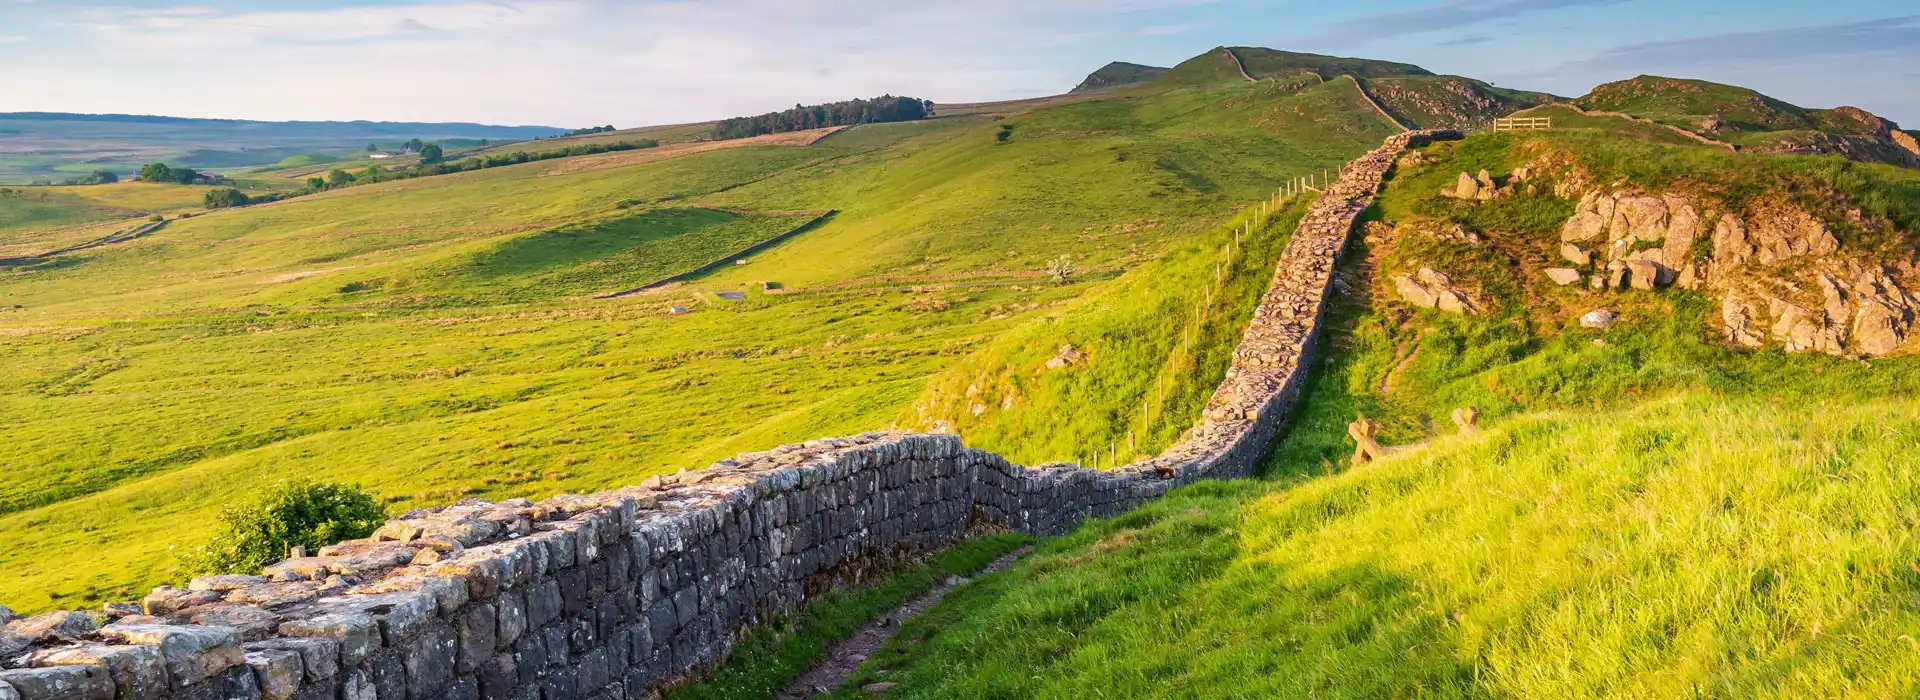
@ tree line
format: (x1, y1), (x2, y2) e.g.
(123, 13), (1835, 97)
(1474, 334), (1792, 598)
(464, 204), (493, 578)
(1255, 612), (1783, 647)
(712, 95), (933, 140)
(298, 139), (661, 195)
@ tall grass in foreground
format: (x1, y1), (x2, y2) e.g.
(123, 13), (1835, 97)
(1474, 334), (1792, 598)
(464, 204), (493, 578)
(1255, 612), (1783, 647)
(840, 394), (1920, 698)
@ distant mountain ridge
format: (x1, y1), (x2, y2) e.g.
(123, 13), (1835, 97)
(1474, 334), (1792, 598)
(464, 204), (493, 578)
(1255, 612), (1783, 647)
(0, 112), (567, 137)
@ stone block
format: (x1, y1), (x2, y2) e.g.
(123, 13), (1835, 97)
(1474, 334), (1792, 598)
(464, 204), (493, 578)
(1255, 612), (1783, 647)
(455, 604), (496, 674)
(367, 651), (406, 700)
(0, 664), (114, 700)
(477, 655), (516, 700)
(244, 648), (304, 700)
(403, 625), (456, 700)
(100, 624), (246, 689)
(246, 638), (340, 683)
(29, 645), (167, 700)
(173, 666), (260, 700)
(279, 613), (380, 667)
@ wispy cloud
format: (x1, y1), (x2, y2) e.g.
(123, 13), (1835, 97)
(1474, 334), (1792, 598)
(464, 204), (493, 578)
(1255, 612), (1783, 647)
(0, 35), (25, 43)
(7, 0), (1212, 124)
(1434, 34), (1492, 47)
(1298, 0), (1628, 48)
(1557, 14), (1920, 72)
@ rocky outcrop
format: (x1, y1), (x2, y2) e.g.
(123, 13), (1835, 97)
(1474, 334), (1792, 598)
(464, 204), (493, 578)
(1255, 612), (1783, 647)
(1553, 183), (1915, 356)
(0, 132), (1463, 700)
(1392, 268), (1473, 313)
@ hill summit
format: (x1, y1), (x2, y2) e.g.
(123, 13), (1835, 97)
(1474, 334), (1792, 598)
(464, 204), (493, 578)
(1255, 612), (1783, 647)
(1071, 62), (1170, 92)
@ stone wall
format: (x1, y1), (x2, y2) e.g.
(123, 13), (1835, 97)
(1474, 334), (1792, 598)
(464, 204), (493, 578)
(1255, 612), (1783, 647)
(0, 130), (1460, 700)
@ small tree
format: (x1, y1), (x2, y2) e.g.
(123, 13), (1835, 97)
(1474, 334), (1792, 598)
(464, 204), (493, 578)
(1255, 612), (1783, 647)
(326, 169), (356, 188)
(180, 480), (387, 575)
(137, 162), (175, 183)
(418, 143), (444, 164)
(366, 142), (380, 153)
(203, 188), (250, 209)
(305, 176), (327, 191)
(1046, 255), (1077, 285)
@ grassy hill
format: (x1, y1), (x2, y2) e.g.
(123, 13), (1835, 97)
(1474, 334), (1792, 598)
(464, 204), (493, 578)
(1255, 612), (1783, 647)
(0, 113), (569, 184)
(1073, 62), (1171, 92)
(0, 60), (1400, 612)
(801, 126), (1920, 699)
(1574, 76), (1920, 168)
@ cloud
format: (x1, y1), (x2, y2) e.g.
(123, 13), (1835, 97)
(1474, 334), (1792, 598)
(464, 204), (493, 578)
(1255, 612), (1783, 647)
(1298, 0), (1628, 48)
(1434, 34), (1492, 47)
(9, 0), (1212, 125)
(0, 35), (26, 43)
(1557, 14), (1920, 72)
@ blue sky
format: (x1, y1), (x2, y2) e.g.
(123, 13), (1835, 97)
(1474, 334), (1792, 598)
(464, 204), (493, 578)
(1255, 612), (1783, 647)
(1, 0), (1914, 127)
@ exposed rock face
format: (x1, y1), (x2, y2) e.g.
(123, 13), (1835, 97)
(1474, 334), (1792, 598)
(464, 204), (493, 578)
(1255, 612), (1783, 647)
(1559, 182), (1912, 356)
(1392, 267), (1473, 313)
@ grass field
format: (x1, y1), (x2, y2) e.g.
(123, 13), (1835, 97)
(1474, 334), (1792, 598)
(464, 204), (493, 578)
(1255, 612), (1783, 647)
(764, 125), (1920, 699)
(0, 70), (1409, 612)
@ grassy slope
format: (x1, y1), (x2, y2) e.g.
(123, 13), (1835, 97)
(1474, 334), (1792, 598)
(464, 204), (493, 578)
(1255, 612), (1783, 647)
(807, 131), (1920, 698)
(0, 76), (1386, 611)
(1, 182), (226, 257)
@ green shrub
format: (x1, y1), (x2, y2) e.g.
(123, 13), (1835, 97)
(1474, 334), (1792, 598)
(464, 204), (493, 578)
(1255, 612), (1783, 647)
(180, 480), (387, 575)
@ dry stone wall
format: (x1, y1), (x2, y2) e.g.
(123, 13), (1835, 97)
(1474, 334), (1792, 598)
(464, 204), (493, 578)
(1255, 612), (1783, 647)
(0, 130), (1460, 700)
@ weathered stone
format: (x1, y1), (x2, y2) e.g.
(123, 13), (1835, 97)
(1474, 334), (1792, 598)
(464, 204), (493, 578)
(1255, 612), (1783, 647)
(1580, 309), (1618, 329)
(0, 666), (114, 700)
(189, 606), (283, 642)
(278, 613), (381, 667)
(30, 645), (168, 700)
(1624, 260), (1669, 291)
(1392, 276), (1436, 308)
(404, 626), (456, 700)
(455, 604), (496, 674)
(189, 576), (269, 593)
(1559, 243), (1591, 267)
(244, 649), (304, 700)
(100, 624), (246, 689)
(246, 638), (339, 683)
(9, 611), (99, 642)
(1544, 268), (1583, 286)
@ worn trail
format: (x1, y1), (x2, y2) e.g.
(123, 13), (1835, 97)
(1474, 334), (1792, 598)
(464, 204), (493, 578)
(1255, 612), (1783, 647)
(777, 547), (1031, 699)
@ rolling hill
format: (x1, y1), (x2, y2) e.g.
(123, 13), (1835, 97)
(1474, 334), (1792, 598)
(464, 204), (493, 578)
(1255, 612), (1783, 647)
(1573, 75), (1920, 167)
(0, 112), (570, 184)
(0, 50), (1403, 612)
(1072, 62), (1171, 92)
(5, 42), (1920, 700)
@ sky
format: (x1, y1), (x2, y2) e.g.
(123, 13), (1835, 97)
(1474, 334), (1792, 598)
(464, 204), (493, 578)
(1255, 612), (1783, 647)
(1, 0), (1915, 128)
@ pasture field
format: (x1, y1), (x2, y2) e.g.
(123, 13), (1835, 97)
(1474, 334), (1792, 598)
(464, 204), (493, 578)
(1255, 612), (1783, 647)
(0, 74), (1398, 611)
(805, 127), (1920, 699)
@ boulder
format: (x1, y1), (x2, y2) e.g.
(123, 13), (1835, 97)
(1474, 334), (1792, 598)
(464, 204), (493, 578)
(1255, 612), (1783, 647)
(1447, 172), (1480, 199)
(188, 576), (269, 593)
(1544, 268), (1583, 286)
(1392, 276), (1437, 308)
(1624, 260), (1670, 291)
(1562, 192), (1613, 242)
(1043, 344), (1083, 369)
(1559, 243), (1591, 266)
(1580, 309), (1618, 329)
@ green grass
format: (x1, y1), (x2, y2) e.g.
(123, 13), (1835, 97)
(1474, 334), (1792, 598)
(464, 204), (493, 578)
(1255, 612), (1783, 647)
(839, 394), (1920, 699)
(0, 74), (1399, 612)
(901, 197), (1308, 466)
(664, 533), (1031, 700)
(803, 128), (1920, 699)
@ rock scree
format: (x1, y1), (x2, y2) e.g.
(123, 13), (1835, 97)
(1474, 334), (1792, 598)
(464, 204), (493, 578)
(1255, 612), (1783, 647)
(0, 130), (1461, 700)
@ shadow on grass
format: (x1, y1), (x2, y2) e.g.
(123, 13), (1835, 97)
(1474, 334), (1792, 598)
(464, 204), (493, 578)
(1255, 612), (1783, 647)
(836, 481), (1494, 699)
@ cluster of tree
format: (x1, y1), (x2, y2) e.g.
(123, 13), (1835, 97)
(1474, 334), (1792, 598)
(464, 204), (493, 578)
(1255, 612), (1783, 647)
(299, 139), (661, 194)
(711, 95), (933, 140)
(567, 125), (618, 136)
(57, 170), (120, 186)
(137, 162), (218, 185)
